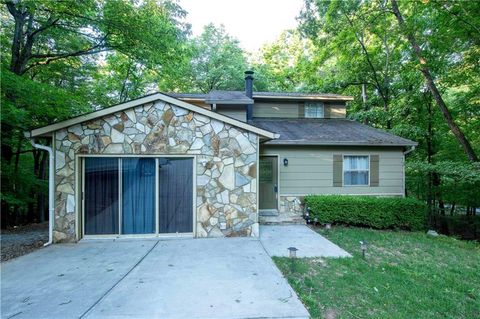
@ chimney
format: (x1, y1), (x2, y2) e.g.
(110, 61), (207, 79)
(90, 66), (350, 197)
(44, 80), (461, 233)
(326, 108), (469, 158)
(245, 70), (254, 121)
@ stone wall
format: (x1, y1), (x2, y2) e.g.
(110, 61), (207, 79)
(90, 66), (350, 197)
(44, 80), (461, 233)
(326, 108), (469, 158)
(54, 101), (258, 242)
(279, 196), (304, 216)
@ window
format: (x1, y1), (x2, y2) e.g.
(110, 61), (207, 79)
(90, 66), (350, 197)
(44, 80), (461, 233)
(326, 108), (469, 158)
(343, 155), (369, 186)
(304, 102), (324, 118)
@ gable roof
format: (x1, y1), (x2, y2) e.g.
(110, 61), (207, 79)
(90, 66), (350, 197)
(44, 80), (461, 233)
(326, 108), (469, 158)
(250, 118), (417, 147)
(170, 91), (353, 102)
(29, 92), (278, 139)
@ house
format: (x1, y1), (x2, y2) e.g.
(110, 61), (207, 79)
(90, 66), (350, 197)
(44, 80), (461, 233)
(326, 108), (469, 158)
(28, 71), (416, 243)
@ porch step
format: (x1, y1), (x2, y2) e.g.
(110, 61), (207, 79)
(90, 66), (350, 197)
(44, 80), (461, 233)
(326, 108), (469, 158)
(259, 215), (306, 225)
(259, 209), (279, 217)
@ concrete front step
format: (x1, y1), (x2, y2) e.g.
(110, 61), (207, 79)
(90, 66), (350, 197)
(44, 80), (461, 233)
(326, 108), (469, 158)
(259, 215), (306, 225)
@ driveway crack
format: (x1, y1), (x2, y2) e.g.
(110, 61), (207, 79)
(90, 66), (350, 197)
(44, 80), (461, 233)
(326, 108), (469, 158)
(79, 240), (159, 318)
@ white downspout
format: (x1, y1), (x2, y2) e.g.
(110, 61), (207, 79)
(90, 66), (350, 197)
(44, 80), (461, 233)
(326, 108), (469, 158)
(29, 137), (54, 246)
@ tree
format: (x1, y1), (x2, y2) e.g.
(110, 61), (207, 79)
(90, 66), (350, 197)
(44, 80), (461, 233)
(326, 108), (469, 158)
(293, 0), (479, 220)
(189, 24), (247, 93)
(1, 0), (190, 227)
(252, 30), (315, 92)
(390, 0), (478, 162)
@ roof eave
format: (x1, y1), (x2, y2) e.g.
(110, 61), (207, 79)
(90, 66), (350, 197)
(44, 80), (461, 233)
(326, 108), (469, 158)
(252, 95), (354, 101)
(30, 93), (278, 140)
(204, 100), (253, 105)
(264, 140), (418, 147)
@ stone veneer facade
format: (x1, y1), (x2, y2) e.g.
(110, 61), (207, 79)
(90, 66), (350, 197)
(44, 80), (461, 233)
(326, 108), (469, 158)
(279, 196), (304, 216)
(54, 100), (259, 242)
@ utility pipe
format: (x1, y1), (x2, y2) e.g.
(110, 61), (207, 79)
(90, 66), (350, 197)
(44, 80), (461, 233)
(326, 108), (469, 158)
(29, 137), (54, 246)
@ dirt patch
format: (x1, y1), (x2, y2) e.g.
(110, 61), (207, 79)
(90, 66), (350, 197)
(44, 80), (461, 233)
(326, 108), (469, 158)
(1, 223), (48, 262)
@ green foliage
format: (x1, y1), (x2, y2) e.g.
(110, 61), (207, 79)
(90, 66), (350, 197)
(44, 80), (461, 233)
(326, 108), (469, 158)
(1, 0), (191, 226)
(406, 160), (480, 208)
(188, 24), (247, 93)
(304, 195), (427, 231)
(252, 30), (315, 92)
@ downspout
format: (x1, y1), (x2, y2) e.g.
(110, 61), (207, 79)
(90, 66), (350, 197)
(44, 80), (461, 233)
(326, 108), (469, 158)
(28, 135), (54, 246)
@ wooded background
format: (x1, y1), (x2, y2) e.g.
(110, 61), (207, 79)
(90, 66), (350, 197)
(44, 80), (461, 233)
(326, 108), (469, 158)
(1, 0), (479, 230)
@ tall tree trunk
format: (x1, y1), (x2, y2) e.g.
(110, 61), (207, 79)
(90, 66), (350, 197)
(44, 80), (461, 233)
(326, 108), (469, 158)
(391, 0), (479, 162)
(425, 94), (435, 226)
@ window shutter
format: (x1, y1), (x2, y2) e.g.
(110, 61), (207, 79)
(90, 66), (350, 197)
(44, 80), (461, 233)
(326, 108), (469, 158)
(333, 154), (343, 187)
(298, 102), (305, 118)
(370, 155), (379, 187)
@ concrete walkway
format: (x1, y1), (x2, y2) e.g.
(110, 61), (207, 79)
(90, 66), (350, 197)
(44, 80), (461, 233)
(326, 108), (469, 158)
(260, 225), (351, 258)
(1, 237), (309, 319)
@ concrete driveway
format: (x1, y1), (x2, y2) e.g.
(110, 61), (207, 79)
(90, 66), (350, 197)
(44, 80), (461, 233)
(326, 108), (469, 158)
(1, 237), (309, 319)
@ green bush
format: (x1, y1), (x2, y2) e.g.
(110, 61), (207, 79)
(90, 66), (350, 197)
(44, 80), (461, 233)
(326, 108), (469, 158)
(304, 195), (427, 231)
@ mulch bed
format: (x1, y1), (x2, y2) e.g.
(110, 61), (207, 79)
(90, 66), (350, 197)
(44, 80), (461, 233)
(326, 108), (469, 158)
(1, 222), (49, 262)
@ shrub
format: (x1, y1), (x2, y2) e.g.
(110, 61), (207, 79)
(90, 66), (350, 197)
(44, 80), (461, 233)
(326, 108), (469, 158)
(304, 195), (427, 231)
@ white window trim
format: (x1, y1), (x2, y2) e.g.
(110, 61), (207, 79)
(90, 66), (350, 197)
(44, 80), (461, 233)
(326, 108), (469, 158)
(342, 155), (370, 187)
(304, 102), (325, 118)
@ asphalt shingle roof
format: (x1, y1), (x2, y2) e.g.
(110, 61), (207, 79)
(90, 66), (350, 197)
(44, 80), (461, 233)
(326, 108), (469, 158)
(250, 118), (417, 146)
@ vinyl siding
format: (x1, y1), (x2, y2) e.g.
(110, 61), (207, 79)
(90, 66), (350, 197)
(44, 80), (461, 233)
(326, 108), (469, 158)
(260, 145), (404, 196)
(253, 102), (299, 118)
(253, 101), (346, 119)
(217, 105), (246, 121)
(325, 103), (346, 118)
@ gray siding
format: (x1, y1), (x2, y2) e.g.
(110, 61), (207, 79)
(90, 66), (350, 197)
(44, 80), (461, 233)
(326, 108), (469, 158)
(217, 105), (246, 122)
(253, 102), (299, 118)
(325, 103), (346, 118)
(253, 101), (347, 119)
(261, 145), (405, 196)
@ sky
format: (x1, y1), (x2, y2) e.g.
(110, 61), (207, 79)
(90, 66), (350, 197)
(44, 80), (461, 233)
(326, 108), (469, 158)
(178, 0), (305, 53)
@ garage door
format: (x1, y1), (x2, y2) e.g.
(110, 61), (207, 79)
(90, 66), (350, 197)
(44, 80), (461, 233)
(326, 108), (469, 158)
(83, 157), (193, 236)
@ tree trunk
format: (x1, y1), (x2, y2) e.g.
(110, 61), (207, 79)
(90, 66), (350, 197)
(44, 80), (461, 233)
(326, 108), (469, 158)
(391, 0), (479, 162)
(425, 94), (435, 226)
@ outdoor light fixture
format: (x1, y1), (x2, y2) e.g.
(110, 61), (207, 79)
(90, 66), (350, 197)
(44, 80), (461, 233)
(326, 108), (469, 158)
(288, 247), (298, 258)
(325, 223), (332, 231)
(359, 241), (368, 259)
(283, 158), (288, 166)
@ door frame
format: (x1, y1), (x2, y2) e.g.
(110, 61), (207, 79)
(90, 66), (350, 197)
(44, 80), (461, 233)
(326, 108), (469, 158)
(259, 154), (280, 212)
(77, 154), (196, 240)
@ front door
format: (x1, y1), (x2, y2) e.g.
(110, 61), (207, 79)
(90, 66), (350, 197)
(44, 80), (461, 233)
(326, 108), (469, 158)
(259, 156), (278, 210)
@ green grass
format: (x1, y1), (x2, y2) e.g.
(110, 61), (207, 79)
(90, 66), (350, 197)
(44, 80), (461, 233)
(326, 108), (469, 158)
(274, 227), (480, 319)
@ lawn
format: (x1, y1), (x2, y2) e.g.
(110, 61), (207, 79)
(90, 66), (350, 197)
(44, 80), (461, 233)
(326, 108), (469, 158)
(274, 226), (480, 319)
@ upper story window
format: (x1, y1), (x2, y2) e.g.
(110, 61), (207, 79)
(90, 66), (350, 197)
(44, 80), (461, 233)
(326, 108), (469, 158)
(343, 155), (369, 186)
(304, 102), (324, 118)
